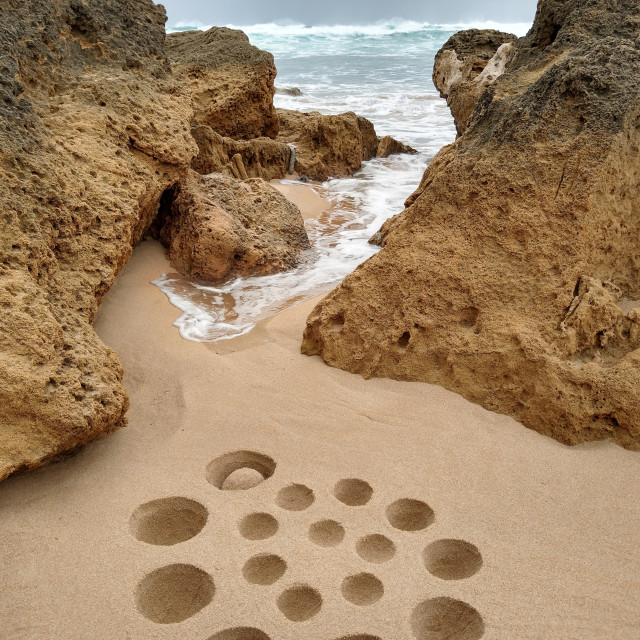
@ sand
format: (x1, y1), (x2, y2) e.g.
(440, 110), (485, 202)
(271, 178), (331, 220)
(1, 187), (639, 640)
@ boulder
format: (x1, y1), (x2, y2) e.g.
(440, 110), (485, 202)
(155, 171), (310, 281)
(166, 27), (279, 140)
(376, 135), (418, 158)
(302, 0), (640, 450)
(433, 29), (517, 136)
(191, 125), (292, 180)
(0, 0), (196, 480)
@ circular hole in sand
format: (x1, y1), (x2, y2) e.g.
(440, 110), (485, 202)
(238, 512), (279, 540)
(333, 478), (373, 506)
(424, 539), (483, 580)
(356, 534), (396, 563)
(341, 573), (384, 606)
(275, 484), (315, 511)
(207, 629), (271, 640)
(206, 450), (276, 490)
(242, 554), (287, 586)
(277, 585), (323, 621)
(410, 597), (484, 640)
(129, 497), (208, 546)
(135, 564), (214, 624)
(386, 499), (434, 532)
(308, 520), (345, 547)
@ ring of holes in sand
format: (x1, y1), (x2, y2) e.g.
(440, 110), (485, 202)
(129, 450), (485, 638)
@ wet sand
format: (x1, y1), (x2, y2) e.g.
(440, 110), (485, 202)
(1, 193), (639, 639)
(271, 178), (331, 220)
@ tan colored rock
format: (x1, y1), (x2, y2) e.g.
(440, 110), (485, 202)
(302, 0), (640, 450)
(0, 0), (197, 480)
(277, 109), (380, 181)
(155, 171), (310, 281)
(191, 125), (291, 180)
(376, 135), (418, 158)
(166, 27), (279, 140)
(433, 29), (517, 136)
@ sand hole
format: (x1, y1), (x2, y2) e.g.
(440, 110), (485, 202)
(356, 534), (396, 563)
(424, 539), (483, 580)
(410, 597), (484, 640)
(341, 573), (384, 606)
(386, 499), (434, 531)
(308, 520), (345, 547)
(135, 564), (214, 624)
(207, 628), (270, 640)
(242, 554), (287, 585)
(277, 585), (323, 621)
(333, 478), (373, 506)
(238, 512), (279, 540)
(206, 450), (276, 490)
(275, 484), (315, 511)
(129, 497), (208, 546)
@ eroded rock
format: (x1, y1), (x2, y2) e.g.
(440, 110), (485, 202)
(433, 29), (517, 135)
(155, 171), (310, 281)
(166, 27), (279, 140)
(0, 0), (197, 480)
(302, 0), (640, 450)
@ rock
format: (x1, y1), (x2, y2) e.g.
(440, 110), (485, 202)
(166, 27), (279, 140)
(302, 0), (640, 450)
(376, 135), (418, 158)
(0, 0), (196, 480)
(433, 29), (517, 136)
(277, 109), (380, 181)
(276, 86), (303, 96)
(191, 125), (292, 180)
(155, 171), (310, 281)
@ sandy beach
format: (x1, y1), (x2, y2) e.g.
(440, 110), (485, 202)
(1, 183), (639, 640)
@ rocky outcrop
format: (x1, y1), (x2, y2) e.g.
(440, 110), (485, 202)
(0, 0), (197, 480)
(277, 109), (414, 181)
(376, 136), (418, 158)
(166, 27), (279, 140)
(191, 125), (292, 180)
(302, 0), (640, 450)
(433, 29), (517, 135)
(155, 171), (310, 281)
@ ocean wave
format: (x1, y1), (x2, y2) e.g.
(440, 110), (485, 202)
(168, 19), (532, 38)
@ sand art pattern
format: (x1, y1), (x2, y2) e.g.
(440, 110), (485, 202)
(129, 450), (484, 639)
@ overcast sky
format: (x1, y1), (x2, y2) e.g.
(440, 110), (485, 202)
(159, 0), (539, 27)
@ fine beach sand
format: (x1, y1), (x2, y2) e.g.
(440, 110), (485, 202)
(271, 179), (331, 220)
(1, 187), (639, 640)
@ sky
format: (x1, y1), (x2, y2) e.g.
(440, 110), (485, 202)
(159, 0), (539, 28)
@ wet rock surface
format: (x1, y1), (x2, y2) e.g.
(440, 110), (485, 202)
(302, 0), (640, 450)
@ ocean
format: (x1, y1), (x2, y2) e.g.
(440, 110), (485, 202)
(155, 21), (530, 341)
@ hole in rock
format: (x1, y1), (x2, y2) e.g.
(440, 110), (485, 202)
(328, 312), (346, 333)
(410, 597), (484, 640)
(129, 497), (208, 546)
(333, 478), (373, 506)
(356, 534), (396, 563)
(277, 585), (323, 621)
(341, 573), (384, 606)
(398, 332), (411, 349)
(207, 629), (271, 640)
(242, 554), (287, 585)
(206, 450), (276, 490)
(275, 484), (315, 511)
(135, 564), (214, 624)
(308, 520), (345, 547)
(424, 539), (483, 580)
(459, 307), (480, 329)
(238, 512), (279, 540)
(386, 499), (434, 532)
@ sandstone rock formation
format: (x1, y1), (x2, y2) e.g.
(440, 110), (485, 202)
(277, 109), (414, 181)
(191, 125), (292, 180)
(166, 28), (279, 140)
(433, 29), (517, 136)
(0, 0), (197, 480)
(155, 171), (310, 281)
(303, 0), (640, 450)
